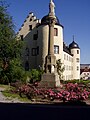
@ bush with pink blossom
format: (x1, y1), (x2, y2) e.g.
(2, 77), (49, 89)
(18, 83), (90, 102)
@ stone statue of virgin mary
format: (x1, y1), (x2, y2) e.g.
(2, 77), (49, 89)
(49, 0), (55, 16)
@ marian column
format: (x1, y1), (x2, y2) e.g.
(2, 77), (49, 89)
(45, 0), (56, 73)
(41, 0), (60, 88)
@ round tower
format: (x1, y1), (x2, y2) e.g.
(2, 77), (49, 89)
(69, 41), (80, 80)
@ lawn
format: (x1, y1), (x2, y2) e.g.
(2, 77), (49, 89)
(0, 84), (31, 103)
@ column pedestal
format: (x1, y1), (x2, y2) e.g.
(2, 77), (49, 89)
(40, 73), (60, 88)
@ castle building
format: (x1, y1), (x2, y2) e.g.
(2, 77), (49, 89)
(17, 0), (80, 81)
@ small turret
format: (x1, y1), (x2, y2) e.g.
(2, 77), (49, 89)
(69, 40), (80, 80)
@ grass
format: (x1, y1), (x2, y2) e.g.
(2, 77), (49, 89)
(2, 90), (31, 102)
(0, 84), (10, 89)
(0, 84), (31, 103)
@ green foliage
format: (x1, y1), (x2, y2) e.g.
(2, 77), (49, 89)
(56, 59), (65, 80)
(0, 58), (27, 84)
(63, 79), (90, 86)
(0, 2), (25, 84)
(28, 69), (44, 83)
(8, 58), (27, 82)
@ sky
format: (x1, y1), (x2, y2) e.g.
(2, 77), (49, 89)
(5, 0), (90, 64)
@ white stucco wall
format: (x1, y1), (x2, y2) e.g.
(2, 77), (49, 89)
(36, 25), (49, 69)
(71, 48), (80, 79)
(63, 51), (73, 80)
(54, 25), (63, 62)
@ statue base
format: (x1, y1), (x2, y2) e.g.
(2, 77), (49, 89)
(39, 73), (60, 88)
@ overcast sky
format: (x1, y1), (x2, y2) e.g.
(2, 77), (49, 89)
(6, 0), (90, 64)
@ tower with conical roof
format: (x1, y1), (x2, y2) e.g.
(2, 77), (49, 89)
(69, 39), (80, 80)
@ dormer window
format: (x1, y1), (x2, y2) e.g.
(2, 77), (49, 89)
(30, 18), (32, 21)
(20, 35), (23, 41)
(29, 25), (32, 30)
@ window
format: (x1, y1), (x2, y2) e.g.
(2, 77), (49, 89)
(72, 66), (73, 70)
(30, 18), (32, 21)
(32, 48), (37, 56)
(67, 55), (68, 61)
(33, 31), (38, 40)
(77, 50), (79, 54)
(37, 46), (39, 55)
(64, 54), (66, 60)
(20, 35), (23, 41)
(76, 58), (79, 62)
(33, 34), (37, 40)
(31, 47), (39, 56)
(67, 65), (68, 70)
(77, 66), (79, 71)
(54, 28), (58, 36)
(87, 73), (89, 75)
(29, 25), (32, 30)
(33, 34), (38, 40)
(54, 45), (59, 54)
(64, 65), (65, 70)
(84, 73), (86, 75)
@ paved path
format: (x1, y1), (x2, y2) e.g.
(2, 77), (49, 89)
(0, 87), (24, 103)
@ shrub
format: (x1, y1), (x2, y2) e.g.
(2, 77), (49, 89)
(62, 83), (90, 102)
(18, 83), (90, 102)
(18, 84), (39, 99)
(29, 69), (44, 83)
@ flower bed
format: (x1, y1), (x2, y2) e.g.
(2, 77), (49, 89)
(18, 83), (90, 103)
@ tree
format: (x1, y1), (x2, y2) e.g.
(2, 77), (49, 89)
(56, 59), (65, 81)
(0, 2), (25, 84)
